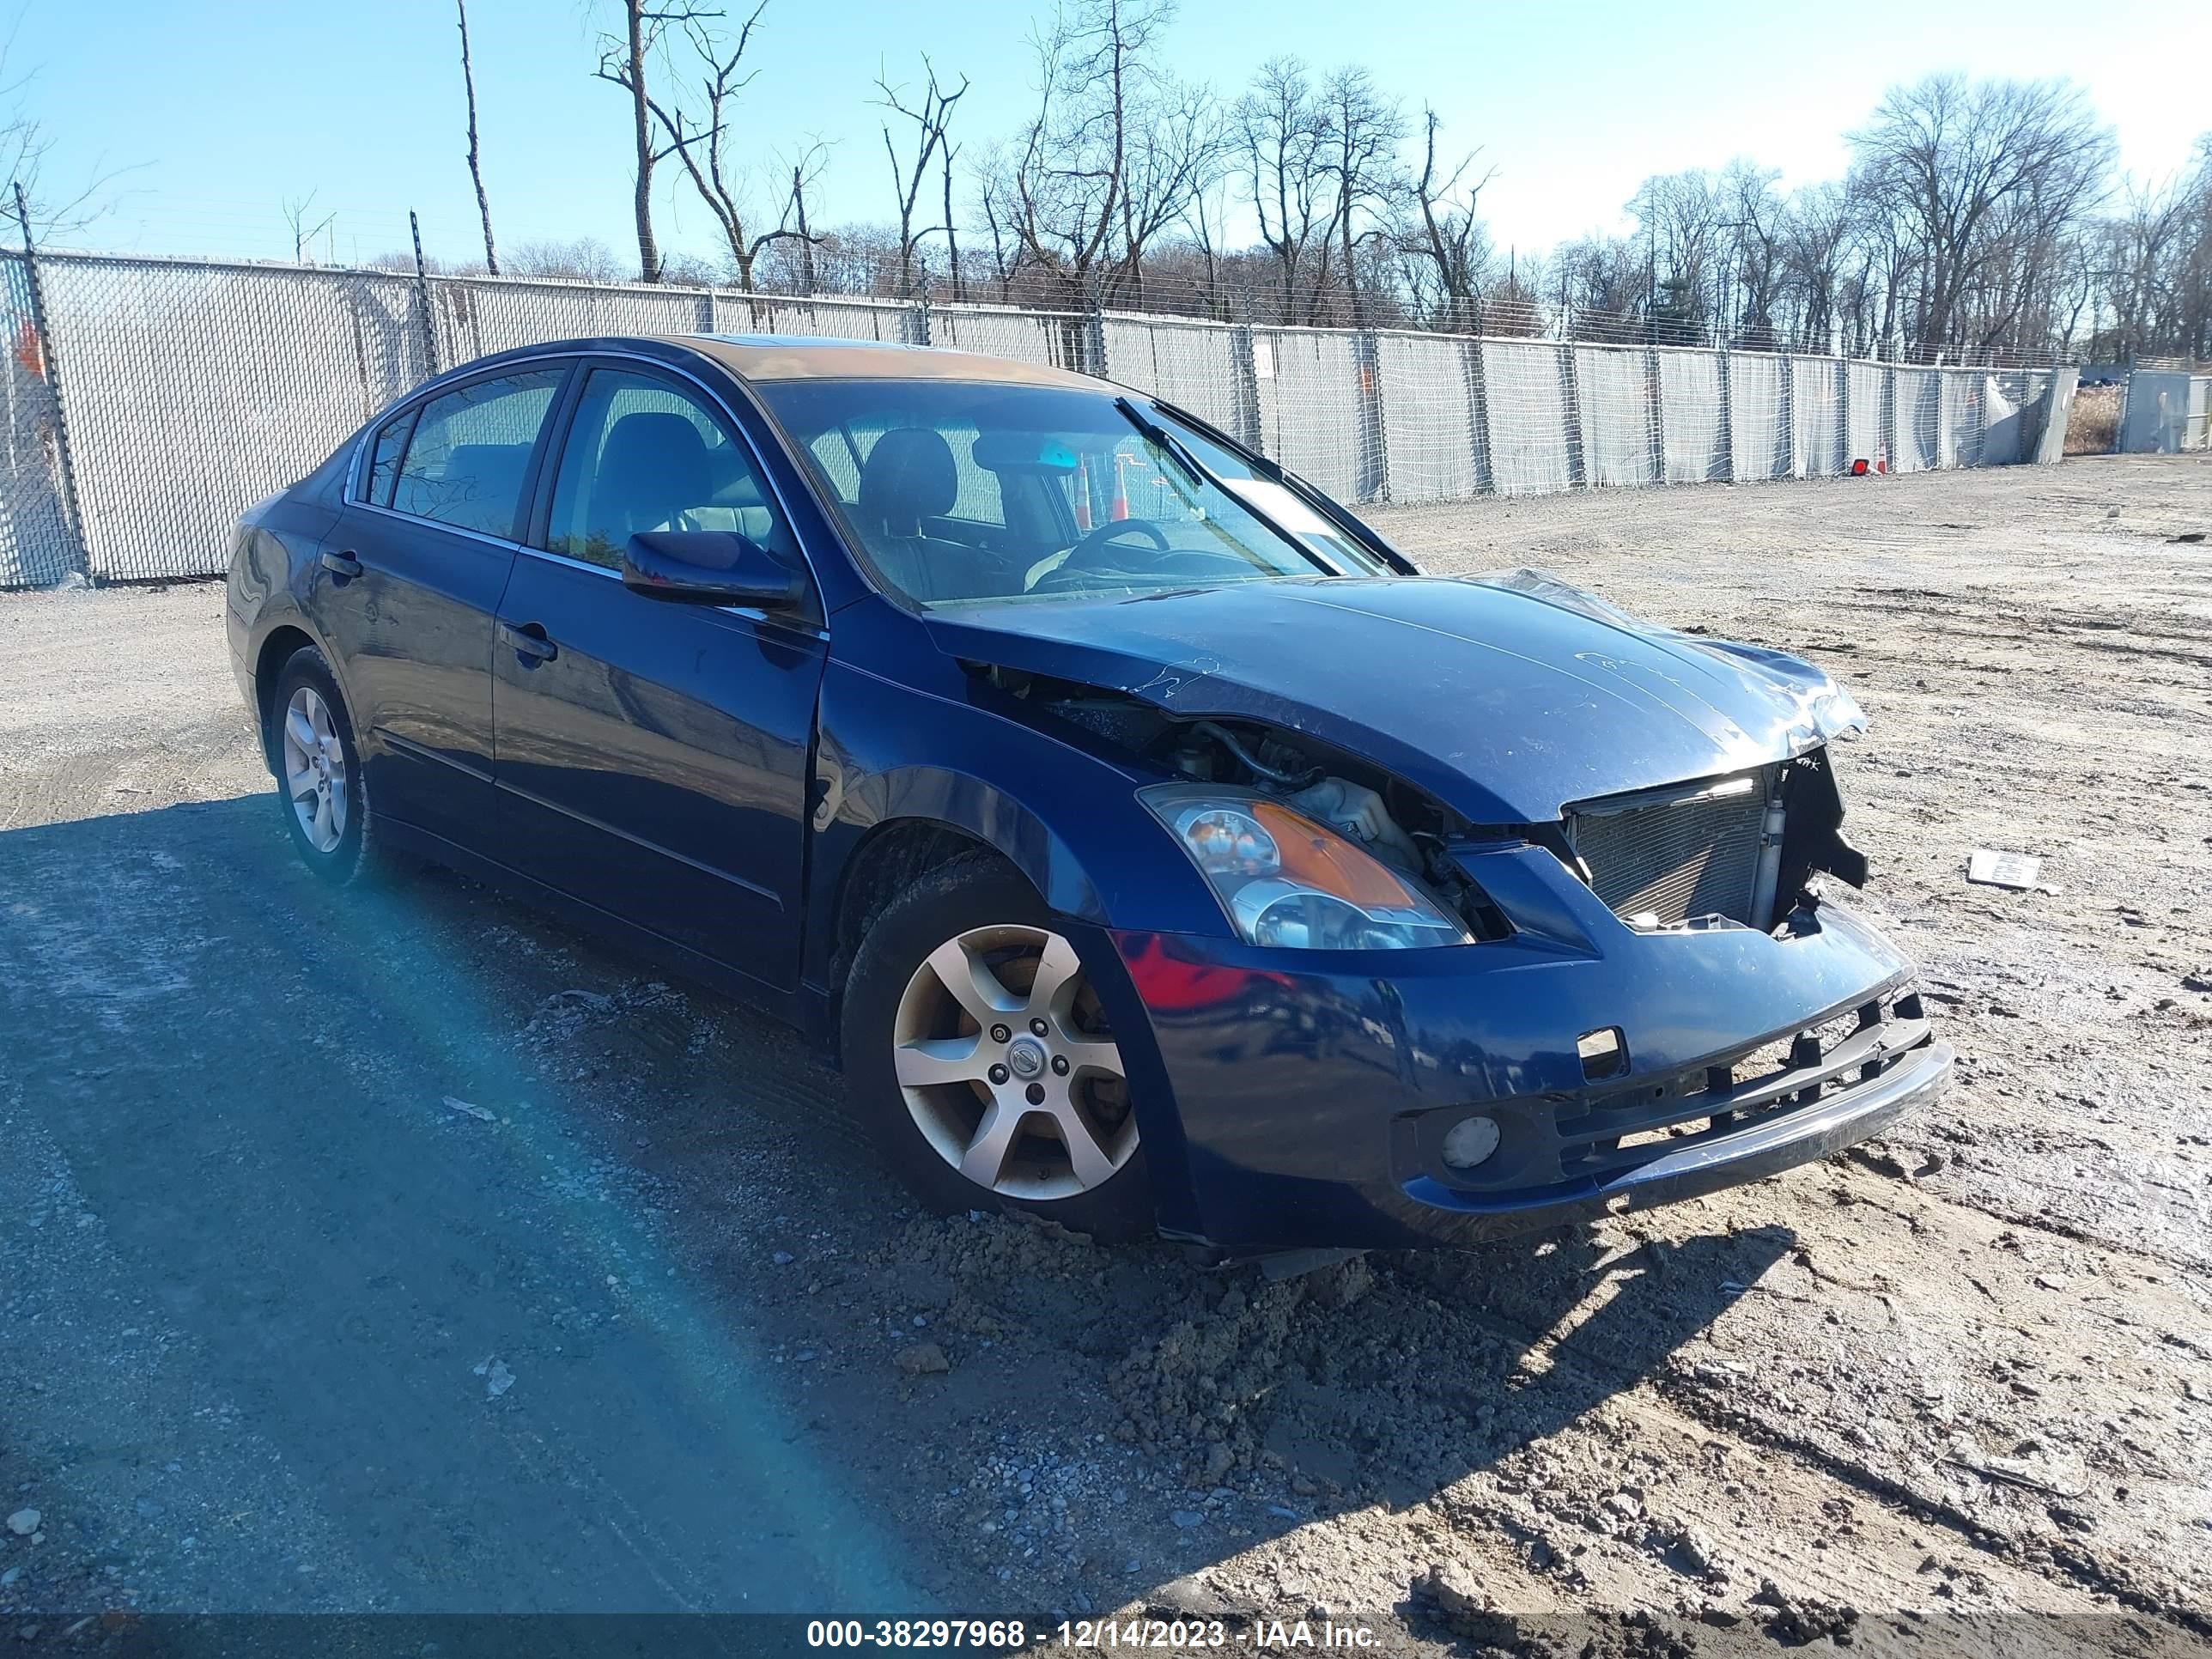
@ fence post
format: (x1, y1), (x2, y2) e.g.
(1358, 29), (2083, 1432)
(13, 182), (88, 581)
(909, 296), (931, 349)
(1230, 321), (1265, 454)
(1717, 347), (1736, 483)
(1356, 329), (1389, 504)
(1937, 365), (1954, 467)
(1558, 342), (1587, 489)
(1644, 344), (1667, 485)
(1778, 352), (1798, 478)
(1084, 301), (1108, 380)
(409, 210), (440, 380)
(1880, 360), (1898, 474)
(1461, 337), (1494, 496)
(1836, 358), (1851, 473)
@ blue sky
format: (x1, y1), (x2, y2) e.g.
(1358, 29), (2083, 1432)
(12, 0), (2205, 272)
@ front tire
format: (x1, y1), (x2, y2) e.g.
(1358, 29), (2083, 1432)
(842, 857), (1154, 1241)
(264, 646), (390, 886)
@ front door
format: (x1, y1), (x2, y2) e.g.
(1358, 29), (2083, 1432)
(490, 363), (827, 992)
(315, 365), (568, 850)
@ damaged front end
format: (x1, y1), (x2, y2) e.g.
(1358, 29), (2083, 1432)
(966, 655), (1869, 949)
(928, 572), (1943, 1251)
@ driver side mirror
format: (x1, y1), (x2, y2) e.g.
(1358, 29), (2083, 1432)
(621, 530), (811, 612)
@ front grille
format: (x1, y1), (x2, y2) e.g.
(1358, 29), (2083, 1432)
(1568, 768), (1776, 927)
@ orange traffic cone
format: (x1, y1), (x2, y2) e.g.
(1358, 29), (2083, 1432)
(1073, 457), (1093, 532)
(1110, 453), (1130, 521)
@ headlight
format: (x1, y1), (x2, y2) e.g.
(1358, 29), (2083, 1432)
(1140, 784), (1473, 950)
(1808, 685), (1867, 741)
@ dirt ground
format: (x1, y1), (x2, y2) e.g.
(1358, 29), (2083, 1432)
(0, 454), (2207, 1655)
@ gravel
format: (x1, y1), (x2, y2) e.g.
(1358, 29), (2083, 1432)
(0, 453), (2206, 1651)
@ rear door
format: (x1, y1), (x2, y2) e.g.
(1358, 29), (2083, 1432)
(490, 361), (828, 991)
(315, 364), (569, 850)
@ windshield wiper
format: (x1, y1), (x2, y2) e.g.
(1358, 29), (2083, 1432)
(1112, 397), (1207, 490)
(1109, 397), (1333, 575)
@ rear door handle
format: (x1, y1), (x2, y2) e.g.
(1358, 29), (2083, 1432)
(320, 550), (363, 579)
(500, 621), (558, 663)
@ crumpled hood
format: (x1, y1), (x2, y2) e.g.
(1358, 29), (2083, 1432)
(924, 569), (1864, 823)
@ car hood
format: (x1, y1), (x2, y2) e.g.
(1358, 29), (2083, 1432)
(923, 569), (1865, 824)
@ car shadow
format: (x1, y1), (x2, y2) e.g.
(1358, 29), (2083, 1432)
(0, 793), (1797, 1621)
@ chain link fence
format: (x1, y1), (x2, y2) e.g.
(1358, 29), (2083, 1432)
(0, 248), (2085, 589)
(2116, 369), (2212, 454)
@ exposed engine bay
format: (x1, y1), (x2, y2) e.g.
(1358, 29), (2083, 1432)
(969, 660), (1868, 943)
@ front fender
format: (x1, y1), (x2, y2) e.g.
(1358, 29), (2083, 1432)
(802, 657), (1233, 995)
(801, 656), (1230, 1234)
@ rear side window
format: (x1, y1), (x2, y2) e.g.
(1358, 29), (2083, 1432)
(362, 410), (414, 506)
(390, 369), (563, 538)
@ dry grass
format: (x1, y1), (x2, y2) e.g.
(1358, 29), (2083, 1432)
(2065, 380), (2121, 453)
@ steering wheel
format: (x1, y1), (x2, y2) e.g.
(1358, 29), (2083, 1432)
(1061, 519), (1172, 568)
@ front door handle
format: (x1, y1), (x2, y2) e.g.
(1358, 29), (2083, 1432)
(500, 621), (558, 663)
(320, 550), (363, 580)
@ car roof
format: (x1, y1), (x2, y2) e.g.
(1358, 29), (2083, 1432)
(659, 332), (1100, 391)
(432, 332), (1104, 396)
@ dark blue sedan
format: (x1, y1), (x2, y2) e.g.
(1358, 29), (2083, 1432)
(225, 334), (1949, 1253)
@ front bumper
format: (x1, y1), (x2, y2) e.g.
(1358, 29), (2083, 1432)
(1095, 842), (1948, 1253)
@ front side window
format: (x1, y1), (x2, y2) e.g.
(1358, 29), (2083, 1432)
(544, 368), (789, 569)
(754, 379), (1387, 607)
(389, 369), (563, 538)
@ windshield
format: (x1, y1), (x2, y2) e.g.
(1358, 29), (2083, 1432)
(751, 379), (1392, 606)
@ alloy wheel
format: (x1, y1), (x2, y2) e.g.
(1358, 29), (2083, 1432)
(280, 685), (349, 854)
(891, 923), (1136, 1200)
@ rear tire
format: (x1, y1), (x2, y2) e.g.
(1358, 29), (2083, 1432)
(842, 856), (1154, 1242)
(264, 646), (392, 888)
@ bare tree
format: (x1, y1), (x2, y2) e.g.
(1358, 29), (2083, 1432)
(638, 3), (829, 289)
(1407, 106), (1494, 327)
(1629, 168), (1723, 342)
(939, 133), (963, 301)
(595, 0), (715, 283)
(1851, 75), (2114, 349)
(0, 40), (126, 238)
(1780, 179), (1857, 349)
(875, 56), (968, 298)
(455, 0), (498, 274)
(1317, 66), (1404, 325)
(781, 138), (830, 294)
(2075, 135), (2212, 361)
(1235, 57), (1330, 321)
(2087, 169), (2196, 358)
(987, 0), (1173, 303)
(1177, 165), (1234, 317)
(1717, 161), (1786, 346)
(972, 141), (1021, 300)
(505, 236), (627, 281)
(281, 191), (336, 264)
(1111, 74), (1227, 306)
(1551, 232), (1644, 334)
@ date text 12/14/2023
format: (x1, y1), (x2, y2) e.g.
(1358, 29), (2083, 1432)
(804, 1620), (1381, 1649)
